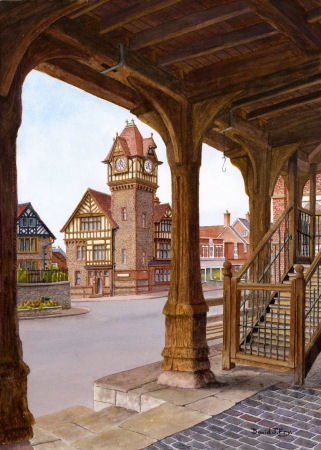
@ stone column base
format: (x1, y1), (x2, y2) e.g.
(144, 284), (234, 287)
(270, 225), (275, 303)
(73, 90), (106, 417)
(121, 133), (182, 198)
(157, 369), (216, 389)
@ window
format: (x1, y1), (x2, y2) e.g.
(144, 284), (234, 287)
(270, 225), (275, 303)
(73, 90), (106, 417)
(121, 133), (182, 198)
(20, 217), (36, 228)
(157, 242), (171, 259)
(18, 237), (37, 253)
(142, 213), (146, 228)
(77, 245), (85, 259)
(155, 269), (170, 283)
(142, 250), (146, 266)
(234, 243), (238, 259)
(122, 249), (127, 264)
(18, 260), (38, 270)
(80, 216), (101, 230)
(93, 245), (105, 261)
(202, 245), (208, 258)
(121, 207), (127, 221)
(214, 245), (224, 258)
(160, 220), (171, 232)
(75, 271), (81, 285)
(77, 245), (86, 260)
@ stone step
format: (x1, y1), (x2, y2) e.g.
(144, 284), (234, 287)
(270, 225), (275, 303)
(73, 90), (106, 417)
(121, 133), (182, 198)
(94, 361), (165, 412)
(32, 405), (138, 449)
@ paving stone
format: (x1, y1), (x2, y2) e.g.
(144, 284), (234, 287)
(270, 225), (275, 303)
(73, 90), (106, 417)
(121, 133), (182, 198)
(49, 422), (94, 443)
(75, 427), (155, 449)
(75, 405), (136, 433)
(35, 405), (93, 429)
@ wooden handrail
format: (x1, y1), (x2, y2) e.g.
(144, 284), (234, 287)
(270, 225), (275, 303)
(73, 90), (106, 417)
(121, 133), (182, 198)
(236, 204), (293, 281)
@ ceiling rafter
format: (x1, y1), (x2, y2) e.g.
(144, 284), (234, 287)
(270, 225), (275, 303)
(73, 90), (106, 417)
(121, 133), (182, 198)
(243, 0), (321, 53)
(233, 68), (321, 108)
(130, 1), (251, 50)
(306, 7), (321, 24)
(51, 17), (183, 99)
(247, 90), (321, 119)
(159, 22), (277, 66)
(69, 0), (111, 19)
(99, 0), (181, 34)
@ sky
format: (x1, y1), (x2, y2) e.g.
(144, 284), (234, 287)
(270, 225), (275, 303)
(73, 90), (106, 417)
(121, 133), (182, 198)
(17, 70), (249, 249)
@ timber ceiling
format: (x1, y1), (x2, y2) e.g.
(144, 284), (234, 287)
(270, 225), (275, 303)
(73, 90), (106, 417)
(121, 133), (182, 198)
(3, 0), (321, 174)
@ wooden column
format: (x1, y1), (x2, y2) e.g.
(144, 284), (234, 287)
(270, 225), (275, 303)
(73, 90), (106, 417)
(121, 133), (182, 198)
(309, 164), (317, 260)
(0, 75), (34, 443)
(288, 153), (298, 266)
(131, 79), (236, 387)
(158, 150), (215, 388)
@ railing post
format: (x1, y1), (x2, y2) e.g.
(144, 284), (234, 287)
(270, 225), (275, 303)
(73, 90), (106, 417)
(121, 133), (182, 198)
(222, 261), (235, 370)
(292, 264), (305, 385)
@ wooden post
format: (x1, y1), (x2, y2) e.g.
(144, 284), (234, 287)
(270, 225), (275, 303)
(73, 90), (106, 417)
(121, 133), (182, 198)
(288, 153), (298, 266)
(292, 265), (305, 385)
(222, 261), (235, 370)
(309, 165), (317, 260)
(0, 75), (34, 443)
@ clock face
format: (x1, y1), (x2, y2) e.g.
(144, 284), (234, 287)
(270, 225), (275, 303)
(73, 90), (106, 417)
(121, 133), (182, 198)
(115, 157), (126, 171)
(144, 159), (153, 173)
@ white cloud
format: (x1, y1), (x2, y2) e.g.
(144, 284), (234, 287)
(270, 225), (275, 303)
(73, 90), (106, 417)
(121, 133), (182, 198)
(17, 71), (248, 248)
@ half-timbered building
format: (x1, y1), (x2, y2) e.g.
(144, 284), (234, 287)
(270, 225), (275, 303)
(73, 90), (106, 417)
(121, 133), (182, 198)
(17, 203), (55, 271)
(62, 121), (172, 297)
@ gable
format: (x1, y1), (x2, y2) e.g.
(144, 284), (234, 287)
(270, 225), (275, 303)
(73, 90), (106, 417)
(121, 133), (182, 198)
(17, 203), (55, 238)
(61, 189), (115, 232)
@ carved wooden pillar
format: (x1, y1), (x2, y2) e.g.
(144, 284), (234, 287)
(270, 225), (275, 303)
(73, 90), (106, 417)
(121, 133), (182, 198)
(0, 75), (34, 443)
(131, 79), (236, 387)
(159, 146), (215, 388)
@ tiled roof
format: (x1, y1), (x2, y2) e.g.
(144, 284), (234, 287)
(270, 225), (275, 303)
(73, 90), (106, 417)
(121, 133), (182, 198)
(88, 188), (117, 228)
(200, 225), (225, 238)
(103, 120), (157, 161)
(17, 203), (30, 217)
(154, 202), (171, 223)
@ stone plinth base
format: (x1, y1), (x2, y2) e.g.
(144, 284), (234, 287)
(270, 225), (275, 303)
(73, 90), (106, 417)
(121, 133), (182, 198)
(157, 369), (216, 389)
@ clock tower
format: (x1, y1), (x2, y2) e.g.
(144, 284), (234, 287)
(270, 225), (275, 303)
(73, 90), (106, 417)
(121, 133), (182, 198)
(103, 119), (160, 294)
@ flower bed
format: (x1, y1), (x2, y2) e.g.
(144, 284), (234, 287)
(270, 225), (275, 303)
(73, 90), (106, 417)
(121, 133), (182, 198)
(18, 298), (62, 318)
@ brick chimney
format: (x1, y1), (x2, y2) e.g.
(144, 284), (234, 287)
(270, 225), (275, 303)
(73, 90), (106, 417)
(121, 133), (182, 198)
(246, 211), (250, 222)
(224, 210), (230, 226)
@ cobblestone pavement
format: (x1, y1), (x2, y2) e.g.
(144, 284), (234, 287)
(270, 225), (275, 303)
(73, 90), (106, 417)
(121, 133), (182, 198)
(146, 384), (321, 449)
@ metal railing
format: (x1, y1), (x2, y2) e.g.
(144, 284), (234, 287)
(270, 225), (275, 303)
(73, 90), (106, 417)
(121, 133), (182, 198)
(17, 268), (68, 283)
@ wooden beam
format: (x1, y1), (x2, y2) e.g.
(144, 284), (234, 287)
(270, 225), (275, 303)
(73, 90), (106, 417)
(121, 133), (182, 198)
(185, 42), (299, 102)
(37, 59), (139, 111)
(69, 0), (110, 19)
(247, 90), (321, 119)
(0, 0), (87, 96)
(306, 7), (321, 24)
(233, 60), (321, 108)
(130, 1), (250, 50)
(215, 113), (268, 146)
(159, 22), (277, 66)
(243, 0), (321, 52)
(50, 17), (184, 100)
(99, 0), (181, 34)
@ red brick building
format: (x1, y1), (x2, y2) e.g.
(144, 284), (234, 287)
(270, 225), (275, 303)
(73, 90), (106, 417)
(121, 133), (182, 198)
(272, 174), (321, 223)
(200, 210), (250, 281)
(62, 121), (171, 297)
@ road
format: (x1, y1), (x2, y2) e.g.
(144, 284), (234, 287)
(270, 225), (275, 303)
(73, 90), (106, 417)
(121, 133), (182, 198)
(19, 286), (222, 418)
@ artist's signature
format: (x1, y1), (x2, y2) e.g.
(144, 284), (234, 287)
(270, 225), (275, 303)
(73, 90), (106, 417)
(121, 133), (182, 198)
(251, 427), (293, 437)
